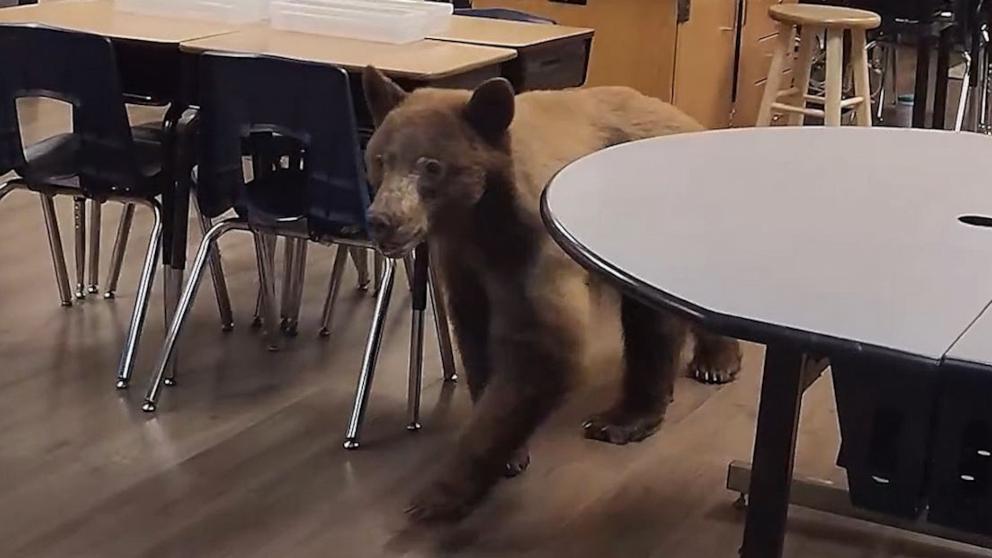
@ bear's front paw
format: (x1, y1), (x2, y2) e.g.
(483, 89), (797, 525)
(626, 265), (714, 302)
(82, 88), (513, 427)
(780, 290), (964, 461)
(406, 477), (486, 523)
(583, 408), (664, 445)
(689, 344), (742, 385)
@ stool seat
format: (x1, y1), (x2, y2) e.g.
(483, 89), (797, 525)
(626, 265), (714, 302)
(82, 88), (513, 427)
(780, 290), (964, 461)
(769, 4), (881, 30)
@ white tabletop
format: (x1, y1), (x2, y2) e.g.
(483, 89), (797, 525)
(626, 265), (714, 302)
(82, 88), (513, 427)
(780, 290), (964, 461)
(543, 127), (992, 360)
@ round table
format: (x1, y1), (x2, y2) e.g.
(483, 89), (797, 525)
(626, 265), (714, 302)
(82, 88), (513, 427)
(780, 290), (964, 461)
(541, 127), (992, 557)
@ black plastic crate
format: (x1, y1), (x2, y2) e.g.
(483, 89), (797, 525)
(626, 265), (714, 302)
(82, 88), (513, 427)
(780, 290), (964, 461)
(927, 360), (992, 535)
(831, 353), (940, 518)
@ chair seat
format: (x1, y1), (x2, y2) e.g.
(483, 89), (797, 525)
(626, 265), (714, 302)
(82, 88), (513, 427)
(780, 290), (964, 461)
(770, 4), (882, 29)
(17, 123), (164, 194)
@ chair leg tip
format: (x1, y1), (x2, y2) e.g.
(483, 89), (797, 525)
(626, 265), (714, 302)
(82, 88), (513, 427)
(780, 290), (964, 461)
(357, 281), (370, 292)
(221, 322), (235, 333)
(87, 285), (99, 294)
(343, 439), (360, 450)
(444, 374), (458, 383)
(115, 379), (129, 389)
(250, 317), (263, 329)
(141, 402), (157, 413)
(103, 291), (116, 300)
(60, 300), (73, 307)
(406, 422), (422, 432)
(163, 378), (177, 387)
(318, 328), (331, 338)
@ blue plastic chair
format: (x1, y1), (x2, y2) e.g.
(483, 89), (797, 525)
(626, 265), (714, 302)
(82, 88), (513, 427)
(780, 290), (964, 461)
(0, 23), (169, 389)
(141, 53), (440, 449)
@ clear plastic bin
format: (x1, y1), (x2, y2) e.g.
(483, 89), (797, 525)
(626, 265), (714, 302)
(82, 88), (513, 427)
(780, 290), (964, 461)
(115, 0), (270, 24)
(269, 0), (452, 44)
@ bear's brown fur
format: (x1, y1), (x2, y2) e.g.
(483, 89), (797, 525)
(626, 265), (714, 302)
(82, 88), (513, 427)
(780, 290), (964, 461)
(362, 68), (742, 522)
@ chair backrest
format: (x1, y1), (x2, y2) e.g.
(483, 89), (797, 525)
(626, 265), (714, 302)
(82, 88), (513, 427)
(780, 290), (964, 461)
(454, 7), (556, 24)
(0, 24), (141, 192)
(197, 52), (369, 239)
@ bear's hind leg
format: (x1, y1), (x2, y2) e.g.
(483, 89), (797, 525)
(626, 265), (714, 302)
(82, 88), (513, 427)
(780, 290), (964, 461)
(584, 296), (687, 445)
(689, 327), (742, 385)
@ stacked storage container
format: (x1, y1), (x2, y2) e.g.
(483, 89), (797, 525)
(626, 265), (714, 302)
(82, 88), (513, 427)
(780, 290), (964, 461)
(269, 0), (453, 43)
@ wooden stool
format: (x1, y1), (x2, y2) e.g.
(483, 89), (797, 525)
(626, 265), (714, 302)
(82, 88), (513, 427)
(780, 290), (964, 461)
(757, 4), (881, 127)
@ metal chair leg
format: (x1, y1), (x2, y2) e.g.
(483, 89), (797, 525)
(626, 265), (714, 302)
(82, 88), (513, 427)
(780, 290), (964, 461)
(255, 232), (282, 351)
(87, 200), (101, 294)
(284, 239), (308, 337)
(72, 197), (86, 299)
(280, 237), (296, 331)
(251, 286), (263, 329)
(373, 252), (384, 294)
(103, 203), (134, 299)
(142, 220), (240, 411)
(162, 264), (184, 386)
(349, 247), (370, 291)
(114, 200), (163, 389)
(192, 196), (234, 332)
(318, 244), (349, 337)
(39, 193), (73, 307)
(344, 257), (396, 450)
(428, 262), (458, 382)
(407, 245), (429, 431)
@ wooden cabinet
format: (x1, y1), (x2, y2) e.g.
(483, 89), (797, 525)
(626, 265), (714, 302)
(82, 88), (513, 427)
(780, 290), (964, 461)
(470, 0), (792, 129)
(472, 0), (738, 128)
(732, 0), (796, 126)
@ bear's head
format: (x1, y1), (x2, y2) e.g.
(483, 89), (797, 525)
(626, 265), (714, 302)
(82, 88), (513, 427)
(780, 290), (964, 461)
(362, 66), (515, 257)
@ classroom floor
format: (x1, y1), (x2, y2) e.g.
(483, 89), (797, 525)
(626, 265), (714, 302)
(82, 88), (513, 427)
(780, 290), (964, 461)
(0, 100), (987, 558)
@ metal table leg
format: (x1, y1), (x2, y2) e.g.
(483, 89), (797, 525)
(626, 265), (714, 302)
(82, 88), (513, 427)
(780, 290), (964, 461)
(741, 344), (807, 558)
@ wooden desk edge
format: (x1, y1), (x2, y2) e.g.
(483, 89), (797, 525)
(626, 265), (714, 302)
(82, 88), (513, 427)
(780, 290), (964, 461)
(178, 38), (517, 81)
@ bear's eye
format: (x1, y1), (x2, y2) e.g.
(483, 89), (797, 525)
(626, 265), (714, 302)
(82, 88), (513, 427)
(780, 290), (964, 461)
(417, 157), (445, 179)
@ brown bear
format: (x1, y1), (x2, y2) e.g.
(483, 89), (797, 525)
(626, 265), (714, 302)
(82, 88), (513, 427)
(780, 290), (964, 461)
(362, 67), (742, 522)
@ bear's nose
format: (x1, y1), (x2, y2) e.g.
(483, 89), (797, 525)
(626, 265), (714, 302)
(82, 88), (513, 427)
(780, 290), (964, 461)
(366, 212), (393, 241)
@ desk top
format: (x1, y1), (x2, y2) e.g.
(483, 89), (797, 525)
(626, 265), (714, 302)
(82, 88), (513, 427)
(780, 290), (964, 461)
(181, 26), (516, 81)
(0, 0), (236, 44)
(542, 127), (992, 361)
(430, 15), (593, 49)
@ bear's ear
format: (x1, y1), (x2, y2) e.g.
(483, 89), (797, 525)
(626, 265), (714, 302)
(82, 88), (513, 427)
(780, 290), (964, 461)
(363, 66), (408, 126)
(463, 77), (515, 142)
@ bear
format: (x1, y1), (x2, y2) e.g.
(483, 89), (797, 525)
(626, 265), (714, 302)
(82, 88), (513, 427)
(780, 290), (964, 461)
(361, 66), (742, 522)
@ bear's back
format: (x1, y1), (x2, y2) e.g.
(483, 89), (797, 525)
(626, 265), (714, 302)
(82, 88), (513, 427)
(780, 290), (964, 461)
(509, 86), (704, 205)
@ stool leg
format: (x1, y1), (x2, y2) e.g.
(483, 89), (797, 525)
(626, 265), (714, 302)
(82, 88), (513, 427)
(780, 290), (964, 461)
(757, 24), (797, 127)
(851, 29), (874, 127)
(824, 28), (845, 127)
(790, 26), (819, 126)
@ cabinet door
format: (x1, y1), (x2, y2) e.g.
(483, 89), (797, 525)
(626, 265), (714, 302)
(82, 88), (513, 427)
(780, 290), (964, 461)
(672, 0), (739, 128)
(732, 0), (796, 126)
(471, 0), (680, 101)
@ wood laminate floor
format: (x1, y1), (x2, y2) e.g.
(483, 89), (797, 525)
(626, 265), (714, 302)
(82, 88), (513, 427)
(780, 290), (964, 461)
(0, 99), (987, 558)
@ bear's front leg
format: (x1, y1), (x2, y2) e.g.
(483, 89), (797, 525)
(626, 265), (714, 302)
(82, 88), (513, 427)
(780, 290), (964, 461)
(407, 325), (576, 522)
(584, 295), (688, 445)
